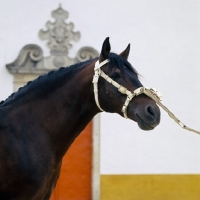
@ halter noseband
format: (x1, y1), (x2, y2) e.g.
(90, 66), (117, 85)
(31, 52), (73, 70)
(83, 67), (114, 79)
(92, 59), (162, 118)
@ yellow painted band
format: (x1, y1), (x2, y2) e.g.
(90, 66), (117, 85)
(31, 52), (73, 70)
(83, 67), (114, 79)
(101, 175), (200, 200)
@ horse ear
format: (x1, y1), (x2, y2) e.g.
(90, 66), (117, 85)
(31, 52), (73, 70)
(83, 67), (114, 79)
(119, 44), (130, 60)
(99, 37), (111, 62)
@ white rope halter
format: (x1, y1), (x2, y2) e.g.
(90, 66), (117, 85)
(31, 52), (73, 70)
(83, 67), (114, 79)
(92, 59), (162, 118)
(92, 59), (200, 135)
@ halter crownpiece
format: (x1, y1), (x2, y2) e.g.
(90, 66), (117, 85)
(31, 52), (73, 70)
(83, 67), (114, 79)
(92, 59), (200, 135)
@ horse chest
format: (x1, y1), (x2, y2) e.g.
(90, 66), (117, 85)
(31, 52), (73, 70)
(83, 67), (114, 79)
(0, 129), (60, 199)
(0, 157), (60, 200)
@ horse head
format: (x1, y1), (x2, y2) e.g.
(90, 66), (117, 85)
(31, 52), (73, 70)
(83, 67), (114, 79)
(94, 37), (160, 130)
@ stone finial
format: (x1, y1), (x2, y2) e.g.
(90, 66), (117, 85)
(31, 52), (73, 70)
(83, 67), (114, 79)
(39, 5), (80, 55)
(6, 5), (99, 74)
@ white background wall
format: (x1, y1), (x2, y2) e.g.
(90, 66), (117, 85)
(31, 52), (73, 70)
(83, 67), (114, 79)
(0, 0), (200, 174)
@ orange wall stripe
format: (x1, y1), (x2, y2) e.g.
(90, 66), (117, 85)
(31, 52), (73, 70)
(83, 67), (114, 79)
(50, 122), (92, 200)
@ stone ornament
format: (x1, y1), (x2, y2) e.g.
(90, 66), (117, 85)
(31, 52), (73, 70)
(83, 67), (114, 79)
(39, 5), (80, 56)
(6, 5), (99, 74)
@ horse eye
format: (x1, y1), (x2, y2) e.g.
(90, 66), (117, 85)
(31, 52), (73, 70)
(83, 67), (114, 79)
(110, 72), (121, 79)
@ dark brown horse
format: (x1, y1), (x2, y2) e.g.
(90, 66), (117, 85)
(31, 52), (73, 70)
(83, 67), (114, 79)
(0, 38), (160, 199)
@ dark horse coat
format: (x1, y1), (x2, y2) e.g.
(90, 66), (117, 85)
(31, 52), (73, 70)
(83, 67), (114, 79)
(0, 38), (160, 199)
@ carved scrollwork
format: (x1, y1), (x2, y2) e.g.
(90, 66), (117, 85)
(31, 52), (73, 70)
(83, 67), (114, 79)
(7, 44), (43, 69)
(28, 45), (43, 62)
(75, 47), (99, 63)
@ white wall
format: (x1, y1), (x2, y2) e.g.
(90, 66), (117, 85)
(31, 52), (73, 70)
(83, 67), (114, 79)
(0, 0), (200, 174)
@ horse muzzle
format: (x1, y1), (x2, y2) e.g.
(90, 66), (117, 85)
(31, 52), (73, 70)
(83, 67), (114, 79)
(134, 102), (161, 130)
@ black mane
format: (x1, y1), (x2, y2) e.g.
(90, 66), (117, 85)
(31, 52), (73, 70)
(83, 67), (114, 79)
(0, 53), (138, 106)
(0, 59), (94, 106)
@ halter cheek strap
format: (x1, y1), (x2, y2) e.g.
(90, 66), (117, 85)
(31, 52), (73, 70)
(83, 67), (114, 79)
(92, 59), (110, 112)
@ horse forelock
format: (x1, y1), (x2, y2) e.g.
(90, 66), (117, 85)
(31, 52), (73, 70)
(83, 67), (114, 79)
(108, 53), (138, 77)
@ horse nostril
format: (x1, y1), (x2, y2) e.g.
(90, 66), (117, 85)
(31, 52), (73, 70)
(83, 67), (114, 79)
(146, 105), (155, 118)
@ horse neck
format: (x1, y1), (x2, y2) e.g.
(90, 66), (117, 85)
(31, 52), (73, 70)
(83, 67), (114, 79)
(4, 60), (99, 158)
(38, 60), (98, 156)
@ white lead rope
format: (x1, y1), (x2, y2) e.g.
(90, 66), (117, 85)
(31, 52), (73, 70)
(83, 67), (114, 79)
(138, 87), (200, 135)
(93, 59), (200, 135)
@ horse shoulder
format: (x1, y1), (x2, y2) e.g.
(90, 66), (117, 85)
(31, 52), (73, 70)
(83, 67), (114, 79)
(0, 107), (60, 199)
